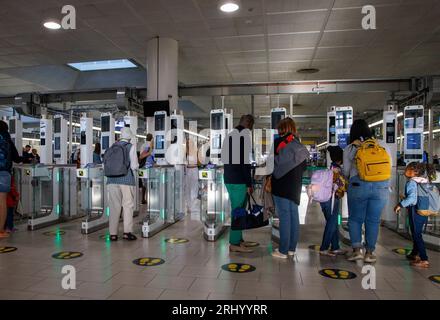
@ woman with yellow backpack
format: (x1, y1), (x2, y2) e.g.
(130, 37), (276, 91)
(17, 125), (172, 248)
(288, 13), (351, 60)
(343, 119), (391, 263)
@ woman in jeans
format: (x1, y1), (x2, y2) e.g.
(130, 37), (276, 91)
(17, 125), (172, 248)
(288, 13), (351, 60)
(271, 118), (308, 259)
(343, 119), (389, 263)
(0, 121), (21, 238)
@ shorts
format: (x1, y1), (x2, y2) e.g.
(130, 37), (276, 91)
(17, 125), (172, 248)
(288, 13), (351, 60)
(0, 171), (11, 193)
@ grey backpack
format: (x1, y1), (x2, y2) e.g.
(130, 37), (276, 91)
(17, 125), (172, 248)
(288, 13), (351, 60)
(103, 141), (131, 177)
(416, 183), (440, 217)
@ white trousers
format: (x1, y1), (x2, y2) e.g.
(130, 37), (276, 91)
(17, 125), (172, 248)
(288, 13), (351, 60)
(108, 184), (135, 235)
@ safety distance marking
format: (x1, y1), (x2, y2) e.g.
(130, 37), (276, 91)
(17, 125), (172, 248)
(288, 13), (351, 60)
(308, 244), (321, 251)
(133, 257), (165, 266)
(429, 275), (440, 284)
(0, 247), (17, 254)
(319, 269), (357, 280)
(165, 238), (189, 244)
(52, 251), (83, 259)
(221, 263), (256, 273)
(392, 248), (412, 255)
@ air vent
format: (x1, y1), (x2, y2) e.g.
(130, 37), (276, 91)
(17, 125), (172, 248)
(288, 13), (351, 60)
(297, 68), (319, 74)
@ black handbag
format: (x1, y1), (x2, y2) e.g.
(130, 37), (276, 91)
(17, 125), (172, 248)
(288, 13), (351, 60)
(230, 194), (269, 231)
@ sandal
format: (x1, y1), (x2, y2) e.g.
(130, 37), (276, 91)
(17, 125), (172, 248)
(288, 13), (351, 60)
(411, 260), (430, 268)
(123, 233), (137, 241)
(110, 235), (118, 242)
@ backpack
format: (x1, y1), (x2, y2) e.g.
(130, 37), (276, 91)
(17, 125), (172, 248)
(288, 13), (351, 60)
(416, 183), (440, 217)
(103, 141), (131, 177)
(355, 139), (391, 182)
(307, 169), (334, 203)
(0, 133), (12, 171)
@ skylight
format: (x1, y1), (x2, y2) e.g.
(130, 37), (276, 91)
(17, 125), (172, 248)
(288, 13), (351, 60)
(67, 59), (137, 71)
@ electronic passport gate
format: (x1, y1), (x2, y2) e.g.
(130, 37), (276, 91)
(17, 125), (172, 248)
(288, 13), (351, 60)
(199, 168), (230, 241)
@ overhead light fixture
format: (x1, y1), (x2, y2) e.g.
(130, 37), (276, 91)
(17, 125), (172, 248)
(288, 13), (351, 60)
(43, 20), (61, 30)
(219, 0), (240, 13)
(67, 59), (138, 71)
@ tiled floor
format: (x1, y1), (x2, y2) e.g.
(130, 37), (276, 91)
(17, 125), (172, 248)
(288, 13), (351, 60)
(0, 203), (439, 300)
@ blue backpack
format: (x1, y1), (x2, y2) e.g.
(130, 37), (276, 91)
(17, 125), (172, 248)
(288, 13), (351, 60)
(416, 183), (440, 217)
(0, 133), (11, 171)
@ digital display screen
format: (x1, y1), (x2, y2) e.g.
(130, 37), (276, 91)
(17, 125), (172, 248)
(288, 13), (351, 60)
(211, 113), (224, 130)
(404, 109), (423, 129)
(336, 110), (353, 130)
(171, 119), (177, 144)
(55, 137), (60, 151)
(102, 136), (110, 150)
(328, 116), (336, 144)
(386, 121), (395, 143)
(81, 131), (86, 145)
(338, 133), (350, 149)
(213, 134), (222, 149)
(9, 120), (15, 134)
(41, 138), (46, 146)
(155, 114), (165, 131)
(54, 118), (61, 133)
(406, 133), (421, 150)
(155, 135), (164, 150)
(271, 111), (285, 130)
(101, 116), (110, 132)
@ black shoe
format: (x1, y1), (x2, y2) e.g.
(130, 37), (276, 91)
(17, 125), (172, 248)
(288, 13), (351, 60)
(123, 233), (137, 241)
(110, 235), (118, 242)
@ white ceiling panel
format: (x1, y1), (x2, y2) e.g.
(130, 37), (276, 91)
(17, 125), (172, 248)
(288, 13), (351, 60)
(269, 33), (320, 49)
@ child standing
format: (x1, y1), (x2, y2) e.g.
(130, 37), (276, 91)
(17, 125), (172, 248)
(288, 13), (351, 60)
(394, 162), (433, 268)
(319, 146), (347, 257)
(5, 175), (19, 233)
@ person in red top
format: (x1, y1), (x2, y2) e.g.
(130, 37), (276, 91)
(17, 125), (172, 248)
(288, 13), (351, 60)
(5, 176), (19, 232)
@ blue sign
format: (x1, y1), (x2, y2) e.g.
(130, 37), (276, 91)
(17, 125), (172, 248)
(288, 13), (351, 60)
(407, 133), (421, 150)
(338, 133), (349, 149)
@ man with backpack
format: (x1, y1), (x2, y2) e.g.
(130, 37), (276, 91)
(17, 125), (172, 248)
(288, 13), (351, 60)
(104, 127), (139, 241)
(0, 121), (22, 238)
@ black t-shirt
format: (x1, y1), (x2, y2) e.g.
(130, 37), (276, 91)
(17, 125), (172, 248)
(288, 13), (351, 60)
(271, 135), (307, 205)
(0, 131), (21, 171)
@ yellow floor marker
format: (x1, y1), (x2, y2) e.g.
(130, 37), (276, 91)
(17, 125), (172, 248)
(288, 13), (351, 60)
(222, 263), (256, 273)
(133, 257), (165, 267)
(319, 269), (357, 280)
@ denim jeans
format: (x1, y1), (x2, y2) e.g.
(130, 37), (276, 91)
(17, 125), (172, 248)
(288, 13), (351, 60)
(0, 171), (11, 193)
(273, 195), (299, 255)
(5, 207), (14, 230)
(347, 175), (389, 251)
(320, 197), (340, 251)
(408, 206), (428, 261)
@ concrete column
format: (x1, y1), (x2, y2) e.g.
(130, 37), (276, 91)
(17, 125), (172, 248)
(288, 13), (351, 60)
(146, 37), (178, 111)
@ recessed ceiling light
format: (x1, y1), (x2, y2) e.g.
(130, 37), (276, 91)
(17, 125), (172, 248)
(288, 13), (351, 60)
(297, 68), (320, 74)
(219, 1), (240, 13)
(44, 20), (61, 30)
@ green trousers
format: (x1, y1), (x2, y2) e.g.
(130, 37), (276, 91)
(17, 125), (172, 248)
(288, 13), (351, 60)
(225, 184), (247, 245)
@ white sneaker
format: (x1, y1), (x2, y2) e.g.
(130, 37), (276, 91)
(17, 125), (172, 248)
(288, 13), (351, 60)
(272, 249), (288, 259)
(347, 249), (364, 261)
(288, 251), (295, 256)
(330, 249), (346, 256)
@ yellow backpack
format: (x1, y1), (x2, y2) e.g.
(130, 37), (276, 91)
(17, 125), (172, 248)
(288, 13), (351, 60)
(355, 139), (391, 182)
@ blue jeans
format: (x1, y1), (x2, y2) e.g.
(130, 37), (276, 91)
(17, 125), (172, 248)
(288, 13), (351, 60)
(273, 195), (299, 255)
(347, 176), (389, 251)
(408, 206), (428, 261)
(320, 197), (340, 251)
(0, 171), (11, 193)
(5, 207), (14, 230)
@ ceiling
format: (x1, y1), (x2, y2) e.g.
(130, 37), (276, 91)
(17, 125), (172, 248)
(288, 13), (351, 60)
(0, 0), (439, 140)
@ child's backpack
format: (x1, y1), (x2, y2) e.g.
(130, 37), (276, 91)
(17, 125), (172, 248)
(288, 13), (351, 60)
(103, 141), (131, 177)
(307, 169), (334, 203)
(416, 183), (440, 217)
(355, 138), (391, 182)
(0, 133), (11, 171)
